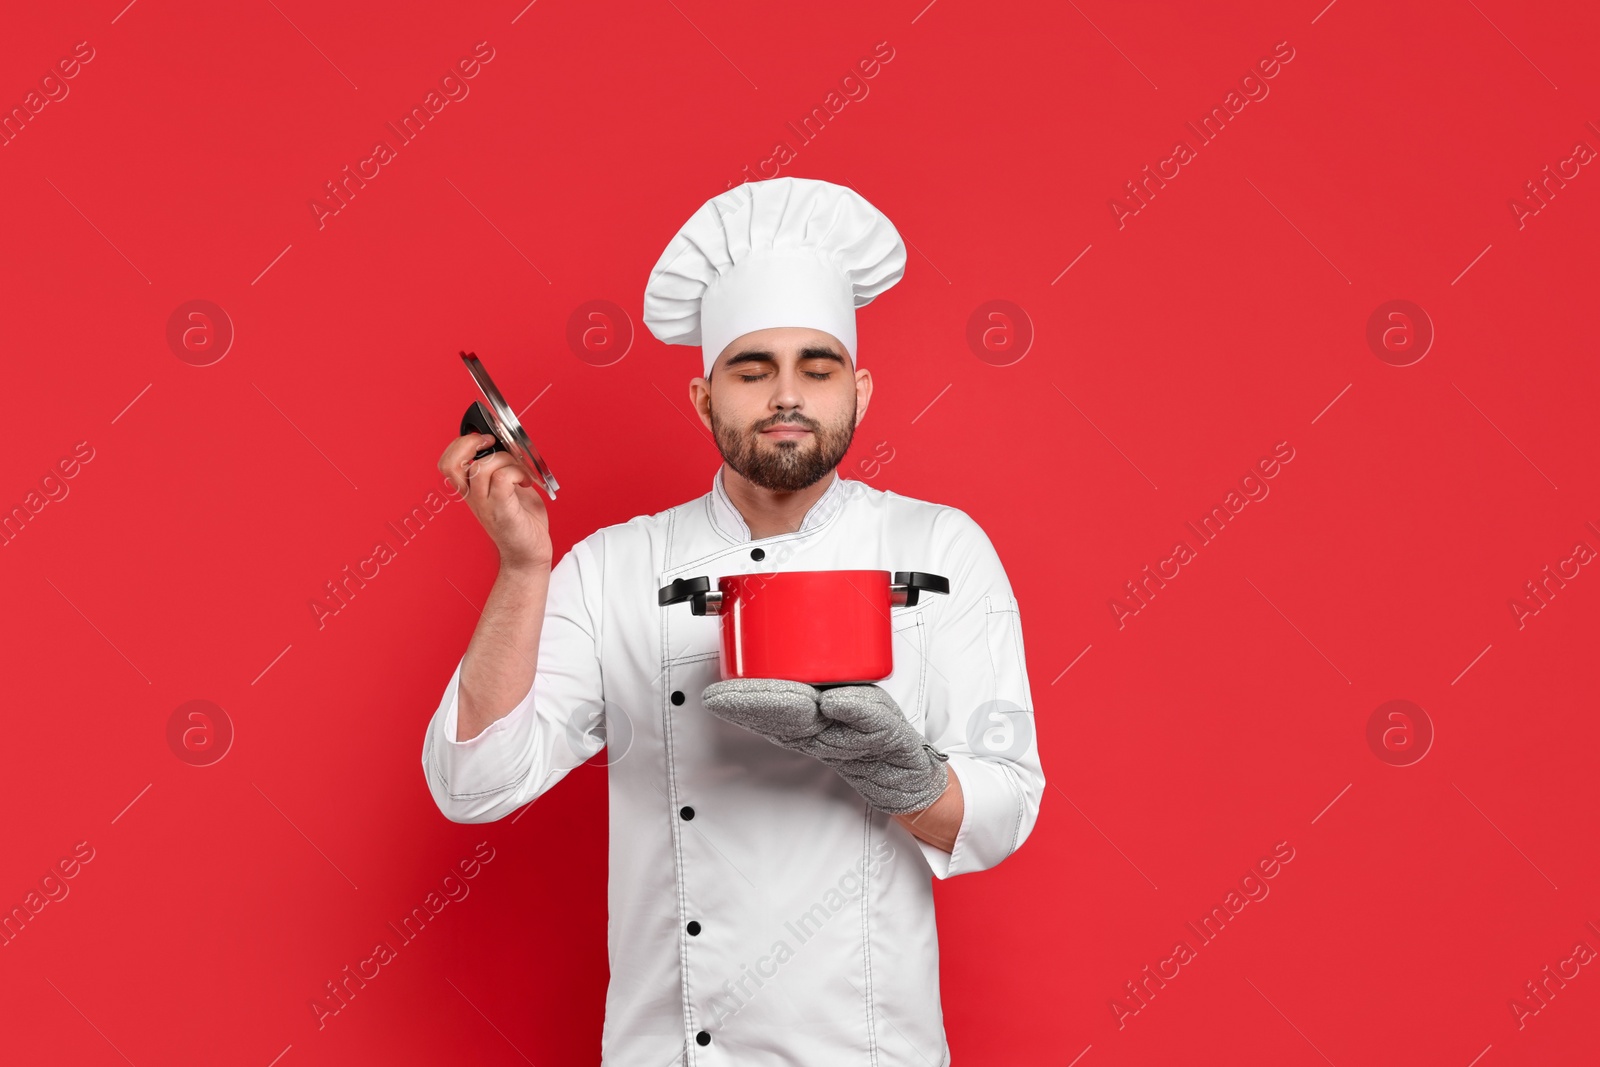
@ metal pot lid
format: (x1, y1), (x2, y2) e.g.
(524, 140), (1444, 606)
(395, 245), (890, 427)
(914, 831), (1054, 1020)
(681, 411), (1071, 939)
(460, 351), (560, 500)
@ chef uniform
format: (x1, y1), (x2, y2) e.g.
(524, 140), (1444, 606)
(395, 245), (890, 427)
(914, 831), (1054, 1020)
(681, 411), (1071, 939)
(422, 177), (1044, 1066)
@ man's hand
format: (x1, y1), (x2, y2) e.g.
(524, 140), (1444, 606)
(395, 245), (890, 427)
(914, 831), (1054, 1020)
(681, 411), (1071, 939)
(437, 432), (553, 571)
(701, 679), (950, 815)
(437, 432), (554, 742)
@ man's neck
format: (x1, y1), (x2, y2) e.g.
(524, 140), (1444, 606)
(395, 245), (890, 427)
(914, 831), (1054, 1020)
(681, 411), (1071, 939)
(722, 464), (837, 541)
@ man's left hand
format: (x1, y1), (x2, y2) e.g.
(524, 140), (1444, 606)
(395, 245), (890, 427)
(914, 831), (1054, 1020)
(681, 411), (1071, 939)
(702, 680), (950, 815)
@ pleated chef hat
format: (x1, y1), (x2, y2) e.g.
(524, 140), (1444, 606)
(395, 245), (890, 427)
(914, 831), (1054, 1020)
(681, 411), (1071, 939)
(642, 177), (907, 376)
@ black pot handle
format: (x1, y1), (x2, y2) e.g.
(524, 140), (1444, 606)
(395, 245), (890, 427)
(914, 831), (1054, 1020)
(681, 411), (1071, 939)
(460, 401), (506, 461)
(659, 576), (721, 616)
(892, 571), (950, 607)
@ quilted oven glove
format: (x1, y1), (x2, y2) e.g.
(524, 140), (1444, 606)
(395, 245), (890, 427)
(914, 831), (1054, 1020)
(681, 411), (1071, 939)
(701, 679), (951, 815)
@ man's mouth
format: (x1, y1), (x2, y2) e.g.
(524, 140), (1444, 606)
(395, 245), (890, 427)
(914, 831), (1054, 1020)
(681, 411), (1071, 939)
(760, 422), (813, 440)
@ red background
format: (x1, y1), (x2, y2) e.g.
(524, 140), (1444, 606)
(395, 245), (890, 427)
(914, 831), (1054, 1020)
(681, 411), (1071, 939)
(3, 1), (1597, 1064)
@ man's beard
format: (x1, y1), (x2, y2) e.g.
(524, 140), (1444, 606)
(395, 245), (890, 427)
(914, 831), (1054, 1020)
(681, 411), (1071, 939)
(710, 399), (857, 492)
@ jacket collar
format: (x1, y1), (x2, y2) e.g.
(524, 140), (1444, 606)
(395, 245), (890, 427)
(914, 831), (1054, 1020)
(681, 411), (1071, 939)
(708, 464), (848, 544)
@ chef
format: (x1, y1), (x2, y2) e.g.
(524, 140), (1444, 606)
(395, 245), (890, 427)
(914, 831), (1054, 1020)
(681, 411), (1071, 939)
(423, 176), (1044, 1065)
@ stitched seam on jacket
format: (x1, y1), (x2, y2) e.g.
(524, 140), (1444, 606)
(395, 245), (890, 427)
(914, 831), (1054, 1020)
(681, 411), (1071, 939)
(982, 597), (1029, 856)
(443, 762), (532, 801)
(662, 508), (698, 1065)
(671, 494), (847, 572)
(890, 611), (924, 728)
(704, 470), (854, 547)
(1007, 762), (1026, 855)
(706, 492), (740, 546)
(915, 615), (928, 729)
(1007, 604), (1030, 855)
(1008, 601), (1027, 699)
(860, 807), (879, 1066)
(670, 526), (816, 573)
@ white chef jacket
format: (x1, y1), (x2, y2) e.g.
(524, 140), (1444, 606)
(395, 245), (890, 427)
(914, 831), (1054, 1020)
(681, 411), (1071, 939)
(422, 466), (1044, 1066)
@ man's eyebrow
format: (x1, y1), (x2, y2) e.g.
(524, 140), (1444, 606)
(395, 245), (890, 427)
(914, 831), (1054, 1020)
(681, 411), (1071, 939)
(722, 346), (847, 369)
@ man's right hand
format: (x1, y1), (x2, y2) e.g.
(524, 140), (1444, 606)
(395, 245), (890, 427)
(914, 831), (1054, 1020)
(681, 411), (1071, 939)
(438, 433), (553, 571)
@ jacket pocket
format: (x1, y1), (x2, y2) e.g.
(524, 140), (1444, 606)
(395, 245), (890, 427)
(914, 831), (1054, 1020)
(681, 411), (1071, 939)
(889, 608), (928, 730)
(976, 594), (1031, 760)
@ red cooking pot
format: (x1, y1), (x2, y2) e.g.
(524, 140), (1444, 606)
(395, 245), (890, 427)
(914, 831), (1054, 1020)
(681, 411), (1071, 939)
(657, 570), (949, 685)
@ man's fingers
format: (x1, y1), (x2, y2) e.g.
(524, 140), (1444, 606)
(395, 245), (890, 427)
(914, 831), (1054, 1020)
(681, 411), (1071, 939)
(441, 433), (493, 473)
(484, 459), (533, 497)
(439, 433), (495, 493)
(465, 452), (526, 501)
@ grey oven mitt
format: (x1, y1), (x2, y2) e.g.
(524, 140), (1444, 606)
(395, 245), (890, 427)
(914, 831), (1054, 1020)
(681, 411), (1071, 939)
(702, 679), (951, 815)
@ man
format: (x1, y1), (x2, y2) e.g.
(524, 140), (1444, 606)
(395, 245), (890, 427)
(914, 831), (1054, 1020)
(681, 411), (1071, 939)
(423, 176), (1044, 1065)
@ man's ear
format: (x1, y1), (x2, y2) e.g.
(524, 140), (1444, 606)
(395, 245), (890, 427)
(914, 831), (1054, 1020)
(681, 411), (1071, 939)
(689, 375), (712, 431)
(853, 367), (873, 428)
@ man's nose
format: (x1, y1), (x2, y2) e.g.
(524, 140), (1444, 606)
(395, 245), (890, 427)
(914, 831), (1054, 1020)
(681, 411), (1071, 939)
(769, 396), (808, 421)
(769, 368), (806, 409)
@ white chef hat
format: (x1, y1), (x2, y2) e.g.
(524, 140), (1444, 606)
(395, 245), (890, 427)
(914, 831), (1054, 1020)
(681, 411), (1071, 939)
(642, 177), (907, 376)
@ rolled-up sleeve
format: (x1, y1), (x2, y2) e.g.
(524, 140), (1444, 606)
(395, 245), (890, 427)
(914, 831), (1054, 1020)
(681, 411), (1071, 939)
(421, 535), (607, 823)
(913, 509), (1044, 879)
